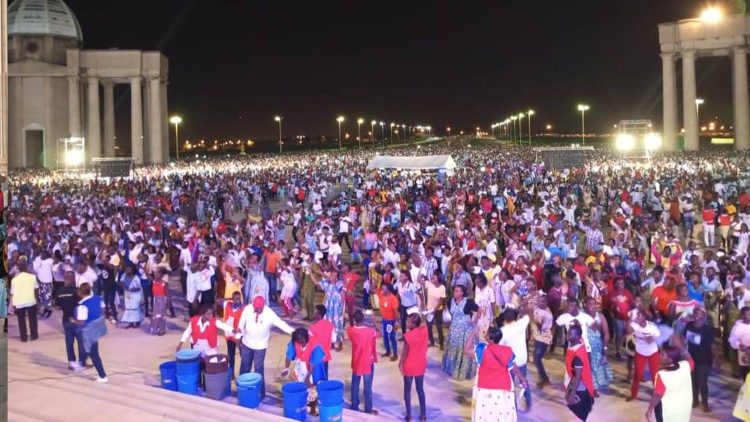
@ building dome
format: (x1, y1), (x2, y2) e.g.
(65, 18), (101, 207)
(8, 0), (83, 42)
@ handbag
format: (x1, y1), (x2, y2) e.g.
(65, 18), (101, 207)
(442, 306), (452, 324)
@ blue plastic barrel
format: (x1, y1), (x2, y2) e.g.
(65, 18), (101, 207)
(159, 361), (178, 391)
(237, 383), (262, 409)
(237, 372), (262, 387)
(319, 403), (344, 422)
(224, 367), (232, 398)
(281, 382), (308, 421)
(317, 380), (344, 407)
(176, 372), (200, 395)
(176, 349), (201, 361)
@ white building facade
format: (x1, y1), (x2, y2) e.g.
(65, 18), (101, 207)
(7, 0), (169, 168)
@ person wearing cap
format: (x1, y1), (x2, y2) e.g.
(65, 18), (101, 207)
(236, 295), (294, 399)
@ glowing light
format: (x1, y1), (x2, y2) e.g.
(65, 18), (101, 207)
(615, 133), (636, 151)
(274, 116), (281, 122)
(644, 133), (662, 151)
(545, 124), (552, 130)
(577, 104), (590, 112)
(169, 116), (182, 125)
(337, 116), (345, 123)
(357, 118), (364, 124)
(700, 6), (723, 23)
(695, 98), (704, 105)
(65, 149), (84, 165)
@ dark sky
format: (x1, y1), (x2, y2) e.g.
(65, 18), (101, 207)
(65, 0), (742, 145)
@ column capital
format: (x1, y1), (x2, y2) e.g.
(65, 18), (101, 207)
(87, 75), (99, 84)
(660, 52), (676, 60)
(101, 79), (115, 87)
(129, 76), (142, 85)
(681, 49), (697, 59)
(734, 46), (748, 55)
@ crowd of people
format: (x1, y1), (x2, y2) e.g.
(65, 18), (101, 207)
(6, 141), (750, 421)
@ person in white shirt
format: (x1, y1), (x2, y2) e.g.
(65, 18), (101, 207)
(74, 261), (98, 289)
(500, 306), (532, 409)
(178, 240), (193, 294)
(729, 306), (750, 379)
(176, 304), (234, 357)
(626, 309), (661, 401)
(236, 296), (294, 399)
(33, 250), (55, 318)
(555, 301), (595, 353)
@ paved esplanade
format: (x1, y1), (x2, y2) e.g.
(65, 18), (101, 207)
(659, 13), (750, 151)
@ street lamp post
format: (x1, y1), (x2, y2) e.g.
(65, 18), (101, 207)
(511, 116), (518, 144)
(274, 116), (282, 153)
(370, 120), (376, 147)
(518, 113), (525, 146)
(695, 98), (704, 127)
(577, 104), (590, 146)
(527, 109), (534, 146)
(390, 123), (395, 143)
(169, 116), (182, 159)
(357, 118), (364, 149)
(337, 116), (345, 149)
(379, 121), (385, 143)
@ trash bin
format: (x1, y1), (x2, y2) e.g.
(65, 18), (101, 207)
(319, 403), (344, 422)
(159, 361), (177, 391)
(317, 380), (344, 407)
(204, 370), (229, 400)
(281, 382), (308, 421)
(204, 354), (229, 375)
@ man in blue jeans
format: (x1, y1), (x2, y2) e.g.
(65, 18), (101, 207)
(58, 271), (84, 370)
(346, 311), (379, 415)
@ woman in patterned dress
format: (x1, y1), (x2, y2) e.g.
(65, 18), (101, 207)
(312, 267), (345, 348)
(584, 297), (613, 392)
(442, 285), (479, 380)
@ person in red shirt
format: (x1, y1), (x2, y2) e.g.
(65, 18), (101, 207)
(470, 325), (528, 421)
(608, 277), (633, 359)
(346, 310), (379, 415)
(398, 313), (429, 421)
(702, 206), (716, 248)
(565, 322), (595, 421)
(342, 263), (360, 327)
(310, 305), (335, 376)
(150, 268), (171, 336)
(223, 291), (244, 373)
(376, 284), (400, 361)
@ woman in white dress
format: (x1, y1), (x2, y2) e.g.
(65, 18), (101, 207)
(474, 274), (496, 340)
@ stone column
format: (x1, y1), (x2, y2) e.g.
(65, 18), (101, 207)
(67, 76), (81, 138)
(733, 47), (750, 151)
(148, 78), (163, 163)
(86, 76), (101, 160)
(160, 81), (169, 160)
(661, 53), (678, 151)
(103, 81), (115, 157)
(0, 0), (8, 175)
(681, 50), (699, 151)
(130, 77), (143, 163)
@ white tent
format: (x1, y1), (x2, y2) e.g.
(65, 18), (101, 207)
(366, 155), (457, 170)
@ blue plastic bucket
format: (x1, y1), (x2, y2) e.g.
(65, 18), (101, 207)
(176, 372), (200, 395)
(237, 372), (262, 387)
(317, 380), (344, 407)
(319, 403), (344, 422)
(159, 361), (178, 391)
(176, 349), (201, 361)
(281, 382), (308, 421)
(176, 359), (201, 376)
(237, 382), (262, 409)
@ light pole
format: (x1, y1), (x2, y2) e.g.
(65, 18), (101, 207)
(169, 116), (182, 159)
(695, 98), (704, 127)
(511, 116), (517, 144)
(370, 120), (376, 147)
(274, 116), (282, 153)
(446, 126), (451, 137)
(390, 123), (395, 143)
(527, 109), (534, 145)
(357, 118), (364, 148)
(402, 124), (407, 142)
(517, 113), (525, 146)
(577, 104), (590, 146)
(337, 116), (345, 149)
(379, 121), (385, 143)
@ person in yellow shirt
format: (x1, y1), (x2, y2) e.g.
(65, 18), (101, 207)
(9, 258), (40, 342)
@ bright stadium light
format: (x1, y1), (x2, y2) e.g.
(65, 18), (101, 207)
(700, 6), (723, 23)
(65, 149), (84, 166)
(644, 132), (663, 151)
(615, 133), (636, 151)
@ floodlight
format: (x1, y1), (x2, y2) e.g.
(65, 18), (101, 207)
(700, 6), (723, 23)
(65, 149), (84, 166)
(644, 133), (662, 151)
(615, 133), (636, 151)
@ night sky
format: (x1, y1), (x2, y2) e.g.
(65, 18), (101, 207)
(65, 0), (744, 146)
